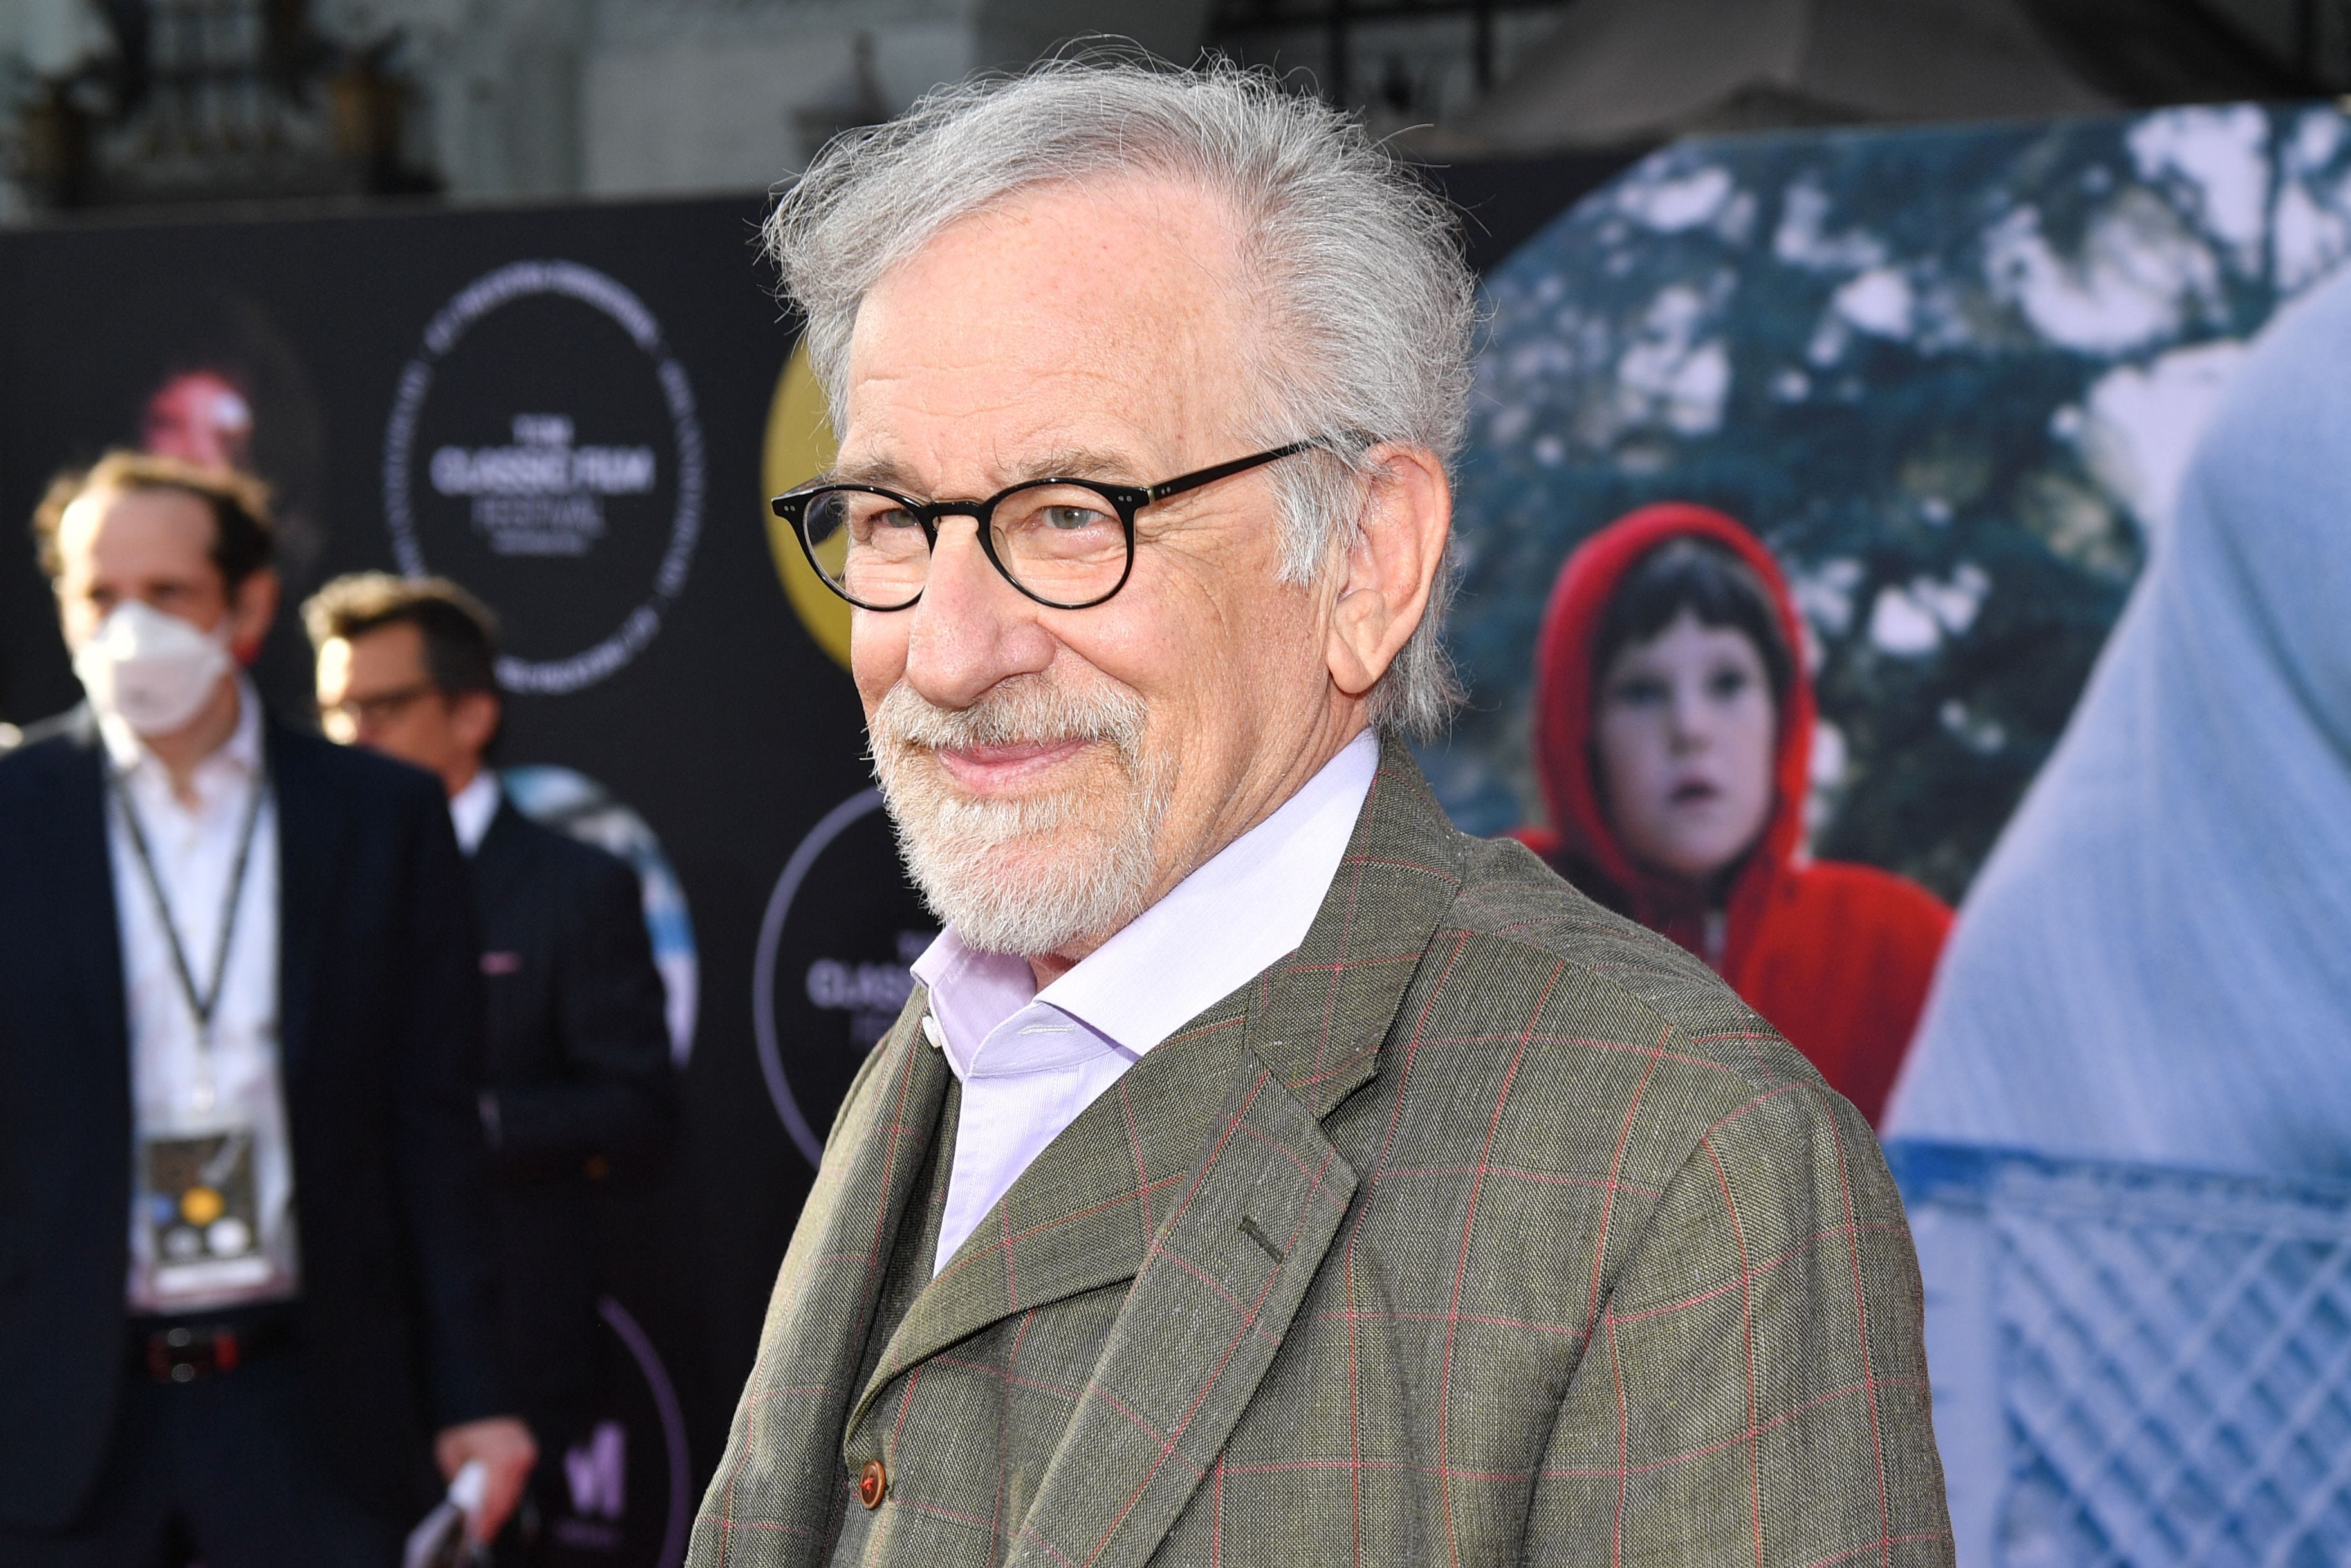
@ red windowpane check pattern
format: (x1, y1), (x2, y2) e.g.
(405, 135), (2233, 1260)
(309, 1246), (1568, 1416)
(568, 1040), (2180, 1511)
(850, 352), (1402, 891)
(694, 739), (1951, 1567)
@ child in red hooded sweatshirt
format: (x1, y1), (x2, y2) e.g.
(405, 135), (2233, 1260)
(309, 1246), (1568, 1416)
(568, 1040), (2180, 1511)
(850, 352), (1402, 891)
(1514, 503), (1951, 1125)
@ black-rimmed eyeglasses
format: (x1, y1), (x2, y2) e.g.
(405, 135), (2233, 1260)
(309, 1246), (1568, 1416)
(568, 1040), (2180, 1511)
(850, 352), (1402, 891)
(771, 441), (1327, 612)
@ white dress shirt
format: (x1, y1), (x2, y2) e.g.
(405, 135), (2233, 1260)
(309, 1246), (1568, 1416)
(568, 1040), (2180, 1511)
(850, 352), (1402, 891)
(911, 729), (1378, 1275)
(107, 679), (300, 1313)
(449, 768), (500, 854)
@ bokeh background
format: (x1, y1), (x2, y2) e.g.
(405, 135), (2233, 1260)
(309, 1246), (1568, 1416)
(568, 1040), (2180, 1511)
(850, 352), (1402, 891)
(1430, 102), (2351, 901)
(8, 5), (2351, 1565)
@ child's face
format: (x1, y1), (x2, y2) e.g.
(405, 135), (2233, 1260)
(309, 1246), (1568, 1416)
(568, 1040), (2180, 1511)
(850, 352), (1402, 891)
(1592, 610), (1778, 884)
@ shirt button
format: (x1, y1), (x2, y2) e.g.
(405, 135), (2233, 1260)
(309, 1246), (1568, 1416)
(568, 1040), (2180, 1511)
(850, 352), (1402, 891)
(858, 1458), (887, 1509)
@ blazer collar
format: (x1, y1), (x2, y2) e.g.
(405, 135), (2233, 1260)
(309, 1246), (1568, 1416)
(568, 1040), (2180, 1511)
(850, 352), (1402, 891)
(466, 797), (537, 913)
(475, 792), (527, 855)
(1231, 733), (1471, 1120)
(830, 735), (1470, 1565)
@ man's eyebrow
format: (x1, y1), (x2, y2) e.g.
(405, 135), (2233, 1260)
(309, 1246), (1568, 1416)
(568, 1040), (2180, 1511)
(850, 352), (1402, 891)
(1014, 448), (1150, 486)
(823, 456), (920, 490)
(822, 447), (1150, 495)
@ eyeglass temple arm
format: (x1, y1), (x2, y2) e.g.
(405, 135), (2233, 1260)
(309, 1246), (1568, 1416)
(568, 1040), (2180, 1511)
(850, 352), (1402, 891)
(1143, 439), (1327, 504)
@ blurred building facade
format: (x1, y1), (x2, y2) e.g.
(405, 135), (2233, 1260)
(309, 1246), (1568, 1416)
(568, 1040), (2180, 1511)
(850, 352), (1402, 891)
(0, 0), (1217, 217)
(3, 0), (2349, 220)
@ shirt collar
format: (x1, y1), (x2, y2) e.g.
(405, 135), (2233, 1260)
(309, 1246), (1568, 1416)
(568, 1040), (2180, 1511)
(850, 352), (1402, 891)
(449, 770), (502, 855)
(101, 672), (263, 788)
(912, 728), (1379, 1076)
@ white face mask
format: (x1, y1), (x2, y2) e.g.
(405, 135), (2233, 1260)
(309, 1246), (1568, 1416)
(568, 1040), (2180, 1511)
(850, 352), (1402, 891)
(72, 600), (235, 739)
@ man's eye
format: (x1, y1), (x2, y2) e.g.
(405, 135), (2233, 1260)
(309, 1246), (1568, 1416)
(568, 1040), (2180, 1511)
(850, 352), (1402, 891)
(872, 506), (923, 530)
(1042, 505), (1109, 531)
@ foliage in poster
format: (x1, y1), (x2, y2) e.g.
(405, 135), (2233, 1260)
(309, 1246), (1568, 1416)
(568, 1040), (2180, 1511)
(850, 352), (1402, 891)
(1433, 103), (2351, 903)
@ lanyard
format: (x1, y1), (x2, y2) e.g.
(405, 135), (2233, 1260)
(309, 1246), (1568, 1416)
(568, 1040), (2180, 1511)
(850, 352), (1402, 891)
(110, 766), (268, 1060)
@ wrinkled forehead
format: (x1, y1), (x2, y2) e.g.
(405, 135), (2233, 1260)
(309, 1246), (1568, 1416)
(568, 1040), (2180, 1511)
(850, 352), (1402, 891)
(840, 175), (1266, 483)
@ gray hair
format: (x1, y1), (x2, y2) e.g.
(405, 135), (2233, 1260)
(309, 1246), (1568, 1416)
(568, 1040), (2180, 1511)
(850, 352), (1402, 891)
(763, 56), (1473, 735)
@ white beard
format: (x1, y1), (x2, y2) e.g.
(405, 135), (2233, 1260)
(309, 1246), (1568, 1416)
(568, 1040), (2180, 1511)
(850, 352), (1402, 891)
(870, 675), (1170, 959)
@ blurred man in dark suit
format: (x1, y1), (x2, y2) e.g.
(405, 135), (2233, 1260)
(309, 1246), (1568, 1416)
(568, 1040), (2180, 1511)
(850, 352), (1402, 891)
(0, 453), (536, 1565)
(306, 572), (677, 1559)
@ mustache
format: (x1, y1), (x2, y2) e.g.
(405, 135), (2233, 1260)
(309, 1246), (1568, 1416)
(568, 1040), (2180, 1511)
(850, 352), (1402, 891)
(871, 675), (1147, 761)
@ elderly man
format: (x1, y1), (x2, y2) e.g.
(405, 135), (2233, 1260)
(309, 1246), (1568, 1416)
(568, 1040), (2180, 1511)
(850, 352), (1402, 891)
(694, 61), (1950, 1568)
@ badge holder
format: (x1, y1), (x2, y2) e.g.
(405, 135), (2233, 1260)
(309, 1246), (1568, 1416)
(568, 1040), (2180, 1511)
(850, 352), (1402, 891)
(115, 775), (275, 1302)
(142, 1121), (270, 1298)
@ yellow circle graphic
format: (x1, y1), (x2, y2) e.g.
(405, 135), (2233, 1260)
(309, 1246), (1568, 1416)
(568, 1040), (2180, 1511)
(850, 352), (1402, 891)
(762, 340), (853, 671)
(180, 1186), (225, 1226)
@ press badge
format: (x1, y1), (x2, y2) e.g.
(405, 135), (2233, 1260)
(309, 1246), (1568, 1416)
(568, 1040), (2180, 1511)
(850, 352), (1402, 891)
(142, 1127), (269, 1296)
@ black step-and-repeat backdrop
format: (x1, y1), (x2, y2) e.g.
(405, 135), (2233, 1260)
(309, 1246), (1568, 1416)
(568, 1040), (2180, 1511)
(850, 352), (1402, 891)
(0, 154), (1624, 1562)
(0, 196), (905, 1564)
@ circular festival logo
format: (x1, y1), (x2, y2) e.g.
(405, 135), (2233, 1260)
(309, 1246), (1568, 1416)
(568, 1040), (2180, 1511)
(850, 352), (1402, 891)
(539, 1296), (692, 1567)
(384, 261), (706, 696)
(753, 790), (936, 1167)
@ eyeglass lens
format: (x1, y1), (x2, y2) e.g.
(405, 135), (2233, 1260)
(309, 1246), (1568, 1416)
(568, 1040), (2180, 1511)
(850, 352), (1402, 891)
(318, 683), (432, 741)
(801, 483), (1130, 609)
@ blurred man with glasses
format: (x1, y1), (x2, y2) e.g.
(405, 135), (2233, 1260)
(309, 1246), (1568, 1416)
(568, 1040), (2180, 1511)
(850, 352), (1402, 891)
(697, 59), (1950, 1567)
(0, 454), (534, 1564)
(308, 571), (676, 1563)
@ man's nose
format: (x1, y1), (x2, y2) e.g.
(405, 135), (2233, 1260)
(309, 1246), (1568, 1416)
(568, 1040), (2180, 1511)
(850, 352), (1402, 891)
(901, 517), (1055, 708)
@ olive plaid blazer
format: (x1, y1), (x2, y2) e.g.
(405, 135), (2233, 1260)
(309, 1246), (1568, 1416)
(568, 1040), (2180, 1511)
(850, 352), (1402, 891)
(691, 739), (1951, 1567)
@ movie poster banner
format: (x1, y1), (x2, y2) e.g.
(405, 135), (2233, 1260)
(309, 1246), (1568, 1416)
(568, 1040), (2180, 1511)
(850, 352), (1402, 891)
(1436, 103), (2351, 1568)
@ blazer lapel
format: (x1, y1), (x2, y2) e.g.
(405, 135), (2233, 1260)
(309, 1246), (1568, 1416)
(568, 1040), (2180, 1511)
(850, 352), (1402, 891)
(51, 714), (132, 1103)
(844, 997), (1259, 1444)
(467, 798), (533, 916)
(1004, 737), (1470, 1568)
(266, 723), (338, 1078)
(1008, 1056), (1357, 1568)
(707, 1001), (951, 1554)
(847, 737), (1472, 1562)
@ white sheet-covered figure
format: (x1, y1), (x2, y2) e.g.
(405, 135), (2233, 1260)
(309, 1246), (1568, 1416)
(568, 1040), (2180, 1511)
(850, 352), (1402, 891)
(1885, 262), (2351, 1178)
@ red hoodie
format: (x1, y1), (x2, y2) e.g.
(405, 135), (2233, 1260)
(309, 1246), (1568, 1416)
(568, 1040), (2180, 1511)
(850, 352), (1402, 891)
(1513, 503), (1951, 1125)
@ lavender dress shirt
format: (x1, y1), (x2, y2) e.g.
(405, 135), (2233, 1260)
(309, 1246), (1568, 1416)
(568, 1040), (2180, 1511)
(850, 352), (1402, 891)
(910, 729), (1378, 1275)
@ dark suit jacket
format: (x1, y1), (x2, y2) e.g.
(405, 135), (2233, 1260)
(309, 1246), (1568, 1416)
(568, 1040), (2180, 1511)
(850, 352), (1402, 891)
(692, 737), (1950, 1566)
(0, 707), (508, 1530)
(469, 797), (674, 1418)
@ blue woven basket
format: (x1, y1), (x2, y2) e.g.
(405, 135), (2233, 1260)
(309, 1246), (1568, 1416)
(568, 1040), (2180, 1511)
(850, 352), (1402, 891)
(1888, 1140), (2351, 1568)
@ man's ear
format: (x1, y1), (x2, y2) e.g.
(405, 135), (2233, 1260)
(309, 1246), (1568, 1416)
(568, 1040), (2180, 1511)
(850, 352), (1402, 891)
(1325, 444), (1451, 701)
(451, 689), (502, 763)
(228, 569), (280, 666)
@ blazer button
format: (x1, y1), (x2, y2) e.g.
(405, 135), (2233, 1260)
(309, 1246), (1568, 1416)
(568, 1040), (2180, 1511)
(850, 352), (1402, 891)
(858, 1458), (887, 1509)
